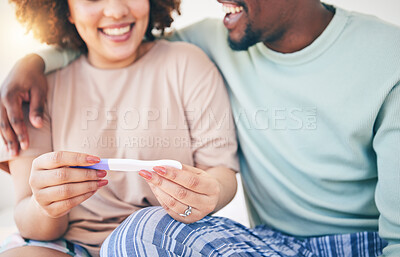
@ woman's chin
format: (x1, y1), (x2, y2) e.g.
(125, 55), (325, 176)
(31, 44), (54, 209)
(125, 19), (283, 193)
(88, 51), (139, 69)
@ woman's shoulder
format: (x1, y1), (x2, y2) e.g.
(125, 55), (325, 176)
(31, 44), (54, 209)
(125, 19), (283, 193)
(156, 40), (206, 54)
(154, 40), (215, 67)
(44, 56), (88, 108)
(152, 40), (226, 99)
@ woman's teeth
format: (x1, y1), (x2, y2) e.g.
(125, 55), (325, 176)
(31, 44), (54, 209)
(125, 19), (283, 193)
(102, 25), (131, 36)
(223, 5), (244, 15)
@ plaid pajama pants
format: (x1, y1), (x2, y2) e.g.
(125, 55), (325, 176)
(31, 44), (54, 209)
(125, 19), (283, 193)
(100, 207), (387, 257)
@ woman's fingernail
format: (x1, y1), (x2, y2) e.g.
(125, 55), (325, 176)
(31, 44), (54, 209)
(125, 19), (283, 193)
(20, 141), (28, 150)
(34, 116), (43, 125)
(11, 150), (17, 157)
(97, 180), (108, 187)
(17, 135), (28, 150)
(87, 155), (100, 163)
(139, 170), (152, 180)
(96, 170), (107, 178)
(153, 166), (166, 175)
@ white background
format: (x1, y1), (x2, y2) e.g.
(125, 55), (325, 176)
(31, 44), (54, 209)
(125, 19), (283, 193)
(0, 0), (400, 226)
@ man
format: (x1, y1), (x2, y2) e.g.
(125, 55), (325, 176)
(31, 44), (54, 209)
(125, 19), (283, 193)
(1, 0), (399, 256)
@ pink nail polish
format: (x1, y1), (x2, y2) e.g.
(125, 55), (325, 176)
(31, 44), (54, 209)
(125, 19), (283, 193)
(96, 170), (107, 178)
(11, 150), (17, 157)
(87, 156), (100, 163)
(35, 116), (42, 122)
(20, 142), (28, 150)
(139, 170), (152, 180)
(154, 166), (166, 175)
(34, 116), (43, 126)
(97, 180), (108, 187)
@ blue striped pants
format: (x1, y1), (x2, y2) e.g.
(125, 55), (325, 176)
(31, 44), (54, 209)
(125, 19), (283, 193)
(100, 207), (387, 257)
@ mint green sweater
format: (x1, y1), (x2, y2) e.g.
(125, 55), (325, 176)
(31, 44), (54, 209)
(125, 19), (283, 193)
(40, 7), (400, 256)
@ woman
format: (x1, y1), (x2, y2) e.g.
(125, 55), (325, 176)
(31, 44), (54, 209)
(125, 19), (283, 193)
(0, 0), (238, 256)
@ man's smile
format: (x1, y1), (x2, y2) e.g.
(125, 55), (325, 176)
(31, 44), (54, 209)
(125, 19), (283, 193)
(218, 1), (245, 30)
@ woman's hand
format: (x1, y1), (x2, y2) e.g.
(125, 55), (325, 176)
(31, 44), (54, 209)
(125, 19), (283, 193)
(29, 151), (108, 218)
(0, 54), (47, 156)
(139, 164), (236, 223)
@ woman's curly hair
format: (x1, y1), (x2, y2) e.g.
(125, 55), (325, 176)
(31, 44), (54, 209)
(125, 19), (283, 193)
(9, 0), (181, 52)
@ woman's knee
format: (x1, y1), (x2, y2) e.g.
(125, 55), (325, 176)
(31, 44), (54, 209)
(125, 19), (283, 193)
(100, 208), (236, 257)
(101, 206), (174, 256)
(119, 206), (171, 234)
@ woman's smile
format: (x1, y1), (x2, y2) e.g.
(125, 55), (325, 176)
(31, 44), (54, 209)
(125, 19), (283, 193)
(99, 23), (135, 43)
(68, 0), (150, 69)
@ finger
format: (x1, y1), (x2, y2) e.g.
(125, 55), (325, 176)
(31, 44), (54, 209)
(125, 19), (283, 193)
(0, 106), (19, 156)
(152, 165), (219, 195)
(2, 91), (29, 150)
(29, 85), (46, 128)
(1, 133), (8, 152)
(35, 180), (108, 206)
(33, 151), (101, 170)
(31, 167), (107, 188)
(148, 183), (198, 217)
(44, 191), (97, 218)
(139, 170), (209, 206)
(149, 184), (202, 224)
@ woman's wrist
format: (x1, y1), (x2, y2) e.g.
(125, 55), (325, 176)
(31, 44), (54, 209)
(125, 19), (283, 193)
(15, 197), (68, 240)
(208, 167), (237, 214)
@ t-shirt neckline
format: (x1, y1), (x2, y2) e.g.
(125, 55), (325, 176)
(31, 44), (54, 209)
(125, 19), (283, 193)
(81, 40), (163, 72)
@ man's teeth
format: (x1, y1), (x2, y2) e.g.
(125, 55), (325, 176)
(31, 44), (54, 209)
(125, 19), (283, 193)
(102, 25), (131, 36)
(223, 5), (244, 14)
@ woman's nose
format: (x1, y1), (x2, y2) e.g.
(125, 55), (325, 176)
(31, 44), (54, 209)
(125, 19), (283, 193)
(103, 0), (129, 20)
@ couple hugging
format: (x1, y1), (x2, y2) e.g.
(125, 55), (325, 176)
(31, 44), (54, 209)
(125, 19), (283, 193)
(0, 0), (399, 256)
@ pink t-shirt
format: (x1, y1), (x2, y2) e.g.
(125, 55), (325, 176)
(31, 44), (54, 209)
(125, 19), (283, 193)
(0, 40), (238, 256)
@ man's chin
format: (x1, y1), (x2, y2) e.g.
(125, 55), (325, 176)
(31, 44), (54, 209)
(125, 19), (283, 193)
(228, 36), (258, 51)
(228, 37), (249, 51)
(227, 28), (261, 51)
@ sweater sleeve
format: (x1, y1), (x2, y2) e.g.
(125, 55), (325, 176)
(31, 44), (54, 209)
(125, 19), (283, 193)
(35, 47), (81, 74)
(167, 19), (224, 60)
(373, 81), (400, 257)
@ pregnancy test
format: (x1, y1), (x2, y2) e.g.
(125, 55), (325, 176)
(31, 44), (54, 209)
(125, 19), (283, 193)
(74, 159), (182, 172)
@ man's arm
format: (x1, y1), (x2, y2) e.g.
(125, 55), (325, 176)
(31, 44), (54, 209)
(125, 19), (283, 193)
(167, 19), (223, 60)
(37, 48), (81, 74)
(373, 81), (400, 256)
(0, 48), (80, 156)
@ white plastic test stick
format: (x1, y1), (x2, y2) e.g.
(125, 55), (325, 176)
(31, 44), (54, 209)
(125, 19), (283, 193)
(75, 159), (182, 172)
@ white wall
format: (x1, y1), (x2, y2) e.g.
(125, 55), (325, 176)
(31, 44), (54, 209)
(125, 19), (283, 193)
(0, 0), (399, 223)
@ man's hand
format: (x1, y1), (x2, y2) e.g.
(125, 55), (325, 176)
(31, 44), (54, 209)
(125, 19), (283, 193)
(0, 54), (47, 156)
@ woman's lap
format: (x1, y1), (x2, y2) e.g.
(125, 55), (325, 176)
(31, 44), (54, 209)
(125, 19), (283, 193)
(0, 233), (91, 257)
(0, 246), (72, 257)
(101, 206), (387, 257)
